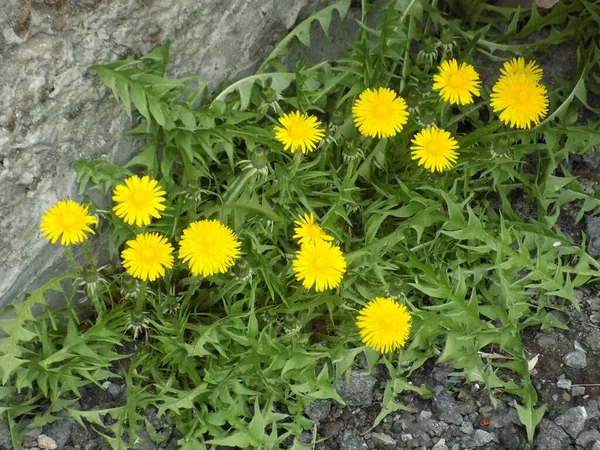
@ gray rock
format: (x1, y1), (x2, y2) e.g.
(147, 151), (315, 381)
(37, 435), (57, 450)
(23, 428), (43, 442)
(563, 351), (587, 369)
(107, 383), (121, 399)
(304, 399), (331, 423)
(425, 420), (449, 437)
(340, 431), (368, 450)
(459, 420), (474, 435)
(417, 410), (433, 422)
(536, 333), (558, 350)
(0, 419), (13, 450)
(471, 429), (494, 447)
(336, 372), (377, 407)
(370, 432), (396, 446)
(587, 216), (600, 258)
(45, 415), (75, 450)
(535, 418), (571, 450)
(555, 406), (587, 438)
(431, 438), (449, 450)
(586, 329), (600, 352)
(587, 400), (600, 419)
(432, 391), (462, 425)
(571, 385), (586, 397)
(400, 433), (413, 443)
(576, 430), (600, 447)
(499, 427), (521, 450)
(593, 441), (600, 450)
(134, 431), (155, 450)
(556, 378), (572, 390)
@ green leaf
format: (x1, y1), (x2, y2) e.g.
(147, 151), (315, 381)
(514, 401), (546, 443)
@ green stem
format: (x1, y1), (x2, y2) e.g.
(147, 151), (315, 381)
(64, 246), (81, 273)
(82, 242), (96, 269)
(180, 277), (201, 314)
(135, 282), (147, 313)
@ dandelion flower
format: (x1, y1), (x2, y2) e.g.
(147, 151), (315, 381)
(274, 111), (325, 154)
(292, 240), (346, 292)
(352, 87), (409, 138)
(490, 73), (549, 129)
(293, 213), (333, 246)
(410, 128), (459, 173)
(121, 232), (174, 282)
(500, 57), (543, 82)
(112, 175), (166, 227)
(433, 59), (481, 105)
(357, 297), (412, 353)
(179, 219), (241, 277)
(40, 200), (97, 246)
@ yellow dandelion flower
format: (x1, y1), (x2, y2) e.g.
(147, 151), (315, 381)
(112, 175), (166, 227)
(292, 240), (346, 292)
(293, 213), (333, 246)
(433, 59), (481, 105)
(357, 297), (412, 353)
(274, 111), (325, 154)
(40, 200), (97, 246)
(490, 73), (549, 129)
(410, 128), (459, 173)
(352, 87), (409, 138)
(500, 57), (543, 82)
(121, 232), (174, 282)
(179, 219), (241, 277)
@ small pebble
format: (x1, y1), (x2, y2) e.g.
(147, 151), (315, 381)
(418, 410), (433, 422)
(574, 340), (587, 352)
(400, 433), (413, 442)
(460, 420), (474, 435)
(37, 434), (57, 450)
(556, 378), (572, 390)
(563, 351), (587, 369)
(432, 438), (449, 450)
(571, 385), (586, 397)
(370, 432), (396, 446)
(592, 441), (600, 450)
(107, 383), (121, 398)
(562, 393), (571, 402)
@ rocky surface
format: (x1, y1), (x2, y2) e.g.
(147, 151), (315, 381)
(0, 0), (334, 309)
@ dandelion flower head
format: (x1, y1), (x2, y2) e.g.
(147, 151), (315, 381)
(274, 111), (325, 154)
(433, 59), (481, 105)
(40, 200), (97, 246)
(121, 232), (174, 282)
(112, 175), (166, 227)
(292, 240), (346, 292)
(500, 57), (543, 82)
(179, 219), (241, 277)
(352, 87), (409, 138)
(357, 297), (412, 353)
(410, 127), (459, 173)
(490, 71), (549, 129)
(293, 212), (333, 246)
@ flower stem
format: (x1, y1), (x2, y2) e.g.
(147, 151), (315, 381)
(82, 242), (96, 270)
(64, 246), (81, 273)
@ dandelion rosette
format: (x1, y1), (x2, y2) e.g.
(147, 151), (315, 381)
(274, 111), (325, 154)
(179, 219), (241, 277)
(500, 57), (543, 82)
(357, 297), (412, 353)
(410, 128), (459, 173)
(491, 68), (549, 129)
(433, 59), (481, 105)
(112, 175), (167, 227)
(292, 240), (346, 292)
(121, 232), (174, 282)
(352, 87), (409, 138)
(40, 200), (97, 246)
(293, 213), (334, 246)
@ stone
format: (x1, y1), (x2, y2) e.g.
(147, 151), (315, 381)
(432, 391), (462, 425)
(535, 419), (571, 450)
(37, 435), (57, 450)
(370, 432), (396, 446)
(0, 0), (335, 308)
(336, 372), (377, 407)
(304, 399), (331, 423)
(587, 400), (600, 419)
(106, 383), (121, 399)
(417, 411), (433, 422)
(45, 414), (74, 450)
(576, 430), (600, 447)
(431, 438), (449, 450)
(498, 427), (521, 450)
(556, 378), (572, 390)
(340, 431), (368, 450)
(571, 385), (586, 397)
(592, 441), (600, 450)
(554, 406), (587, 438)
(586, 328), (600, 352)
(563, 351), (587, 369)
(587, 216), (600, 259)
(425, 420), (449, 437)
(133, 431), (155, 450)
(471, 429), (494, 447)
(459, 420), (474, 435)
(0, 419), (13, 450)
(23, 428), (43, 442)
